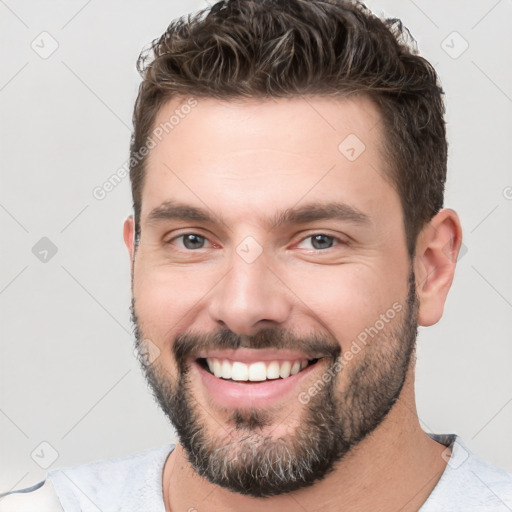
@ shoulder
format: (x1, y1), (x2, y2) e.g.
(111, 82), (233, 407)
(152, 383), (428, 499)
(422, 434), (512, 511)
(0, 480), (63, 512)
(0, 444), (174, 512)
(47, 443), (174, 484)
(46, 444), (174, 510)
(463, 446), (512, 508)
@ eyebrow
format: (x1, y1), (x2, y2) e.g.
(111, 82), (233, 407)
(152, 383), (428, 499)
(146, 200), (370, 230)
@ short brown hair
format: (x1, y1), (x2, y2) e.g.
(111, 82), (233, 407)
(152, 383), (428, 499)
(129, 0), (446, 256)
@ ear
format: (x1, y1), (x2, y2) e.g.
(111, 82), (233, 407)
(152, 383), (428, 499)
(414, 208), (463, 327)
(123, 215), (136, 264)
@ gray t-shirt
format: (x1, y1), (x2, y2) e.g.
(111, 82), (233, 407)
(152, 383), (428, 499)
(1, 434), (512, 511)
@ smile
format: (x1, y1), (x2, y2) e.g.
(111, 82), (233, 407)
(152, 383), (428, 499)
(198, 357), (320, 381)
(191, 351), (326, 409)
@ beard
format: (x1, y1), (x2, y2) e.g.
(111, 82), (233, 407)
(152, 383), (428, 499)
(131, 268), (419, 498)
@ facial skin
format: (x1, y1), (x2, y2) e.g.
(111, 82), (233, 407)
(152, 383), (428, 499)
(131, 271), (417, 497)
(124, 95), (462, 511)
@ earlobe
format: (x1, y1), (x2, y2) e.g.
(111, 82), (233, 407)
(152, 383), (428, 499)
(414, 209), (463, 327)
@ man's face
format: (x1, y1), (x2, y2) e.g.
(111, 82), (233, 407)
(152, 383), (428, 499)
(129, 96), (417, 497)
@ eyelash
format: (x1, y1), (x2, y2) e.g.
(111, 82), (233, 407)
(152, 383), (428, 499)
(167, 232), (345, 252)
(296, 234), (345, 251)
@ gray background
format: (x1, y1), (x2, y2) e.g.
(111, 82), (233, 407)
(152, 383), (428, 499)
(1, 0), (511, 492)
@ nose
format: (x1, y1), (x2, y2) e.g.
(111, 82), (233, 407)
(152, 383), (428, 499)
(207, 249), (293, 335)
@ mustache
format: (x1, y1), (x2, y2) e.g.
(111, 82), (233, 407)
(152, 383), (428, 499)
(173, 326), (341, 367)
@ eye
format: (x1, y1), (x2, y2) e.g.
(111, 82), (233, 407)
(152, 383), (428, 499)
(169, 233), (211, 250)
(296, 233), (342, 251)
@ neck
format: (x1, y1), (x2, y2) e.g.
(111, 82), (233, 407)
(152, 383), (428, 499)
(162, 367), (448, 512)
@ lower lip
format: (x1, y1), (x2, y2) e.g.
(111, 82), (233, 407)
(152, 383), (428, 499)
(191, 359), (323, 409)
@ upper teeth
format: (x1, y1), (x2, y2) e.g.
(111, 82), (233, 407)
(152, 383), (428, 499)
(206, 358), (309, 381)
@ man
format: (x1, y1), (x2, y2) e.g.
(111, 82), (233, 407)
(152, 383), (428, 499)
(2, 0), (511, 510)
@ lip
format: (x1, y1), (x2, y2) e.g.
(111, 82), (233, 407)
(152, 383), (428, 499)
(191, 357), (326, 409)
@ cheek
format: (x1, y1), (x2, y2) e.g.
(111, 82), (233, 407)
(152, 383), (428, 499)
(133, 263), (220, 347)
(282, 263), (407, 349)
(133, 269), (188, 347)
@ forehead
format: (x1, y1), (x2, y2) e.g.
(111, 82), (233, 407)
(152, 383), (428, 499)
(141, 95), (396, 225)
(149, 94), (384, 160)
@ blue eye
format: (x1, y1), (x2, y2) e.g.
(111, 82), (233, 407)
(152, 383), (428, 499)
(311, 234), (335, 250)
(297, 234), (339, 251)
(167, 233), (342, 252)
(173, 234), (208, 250)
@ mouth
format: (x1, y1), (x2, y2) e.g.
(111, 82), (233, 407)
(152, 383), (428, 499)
(191, 354), (327, 409)
(196, 357), (321, 382)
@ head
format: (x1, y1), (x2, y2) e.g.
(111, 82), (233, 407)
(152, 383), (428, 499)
(124, 0), (462, 498)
